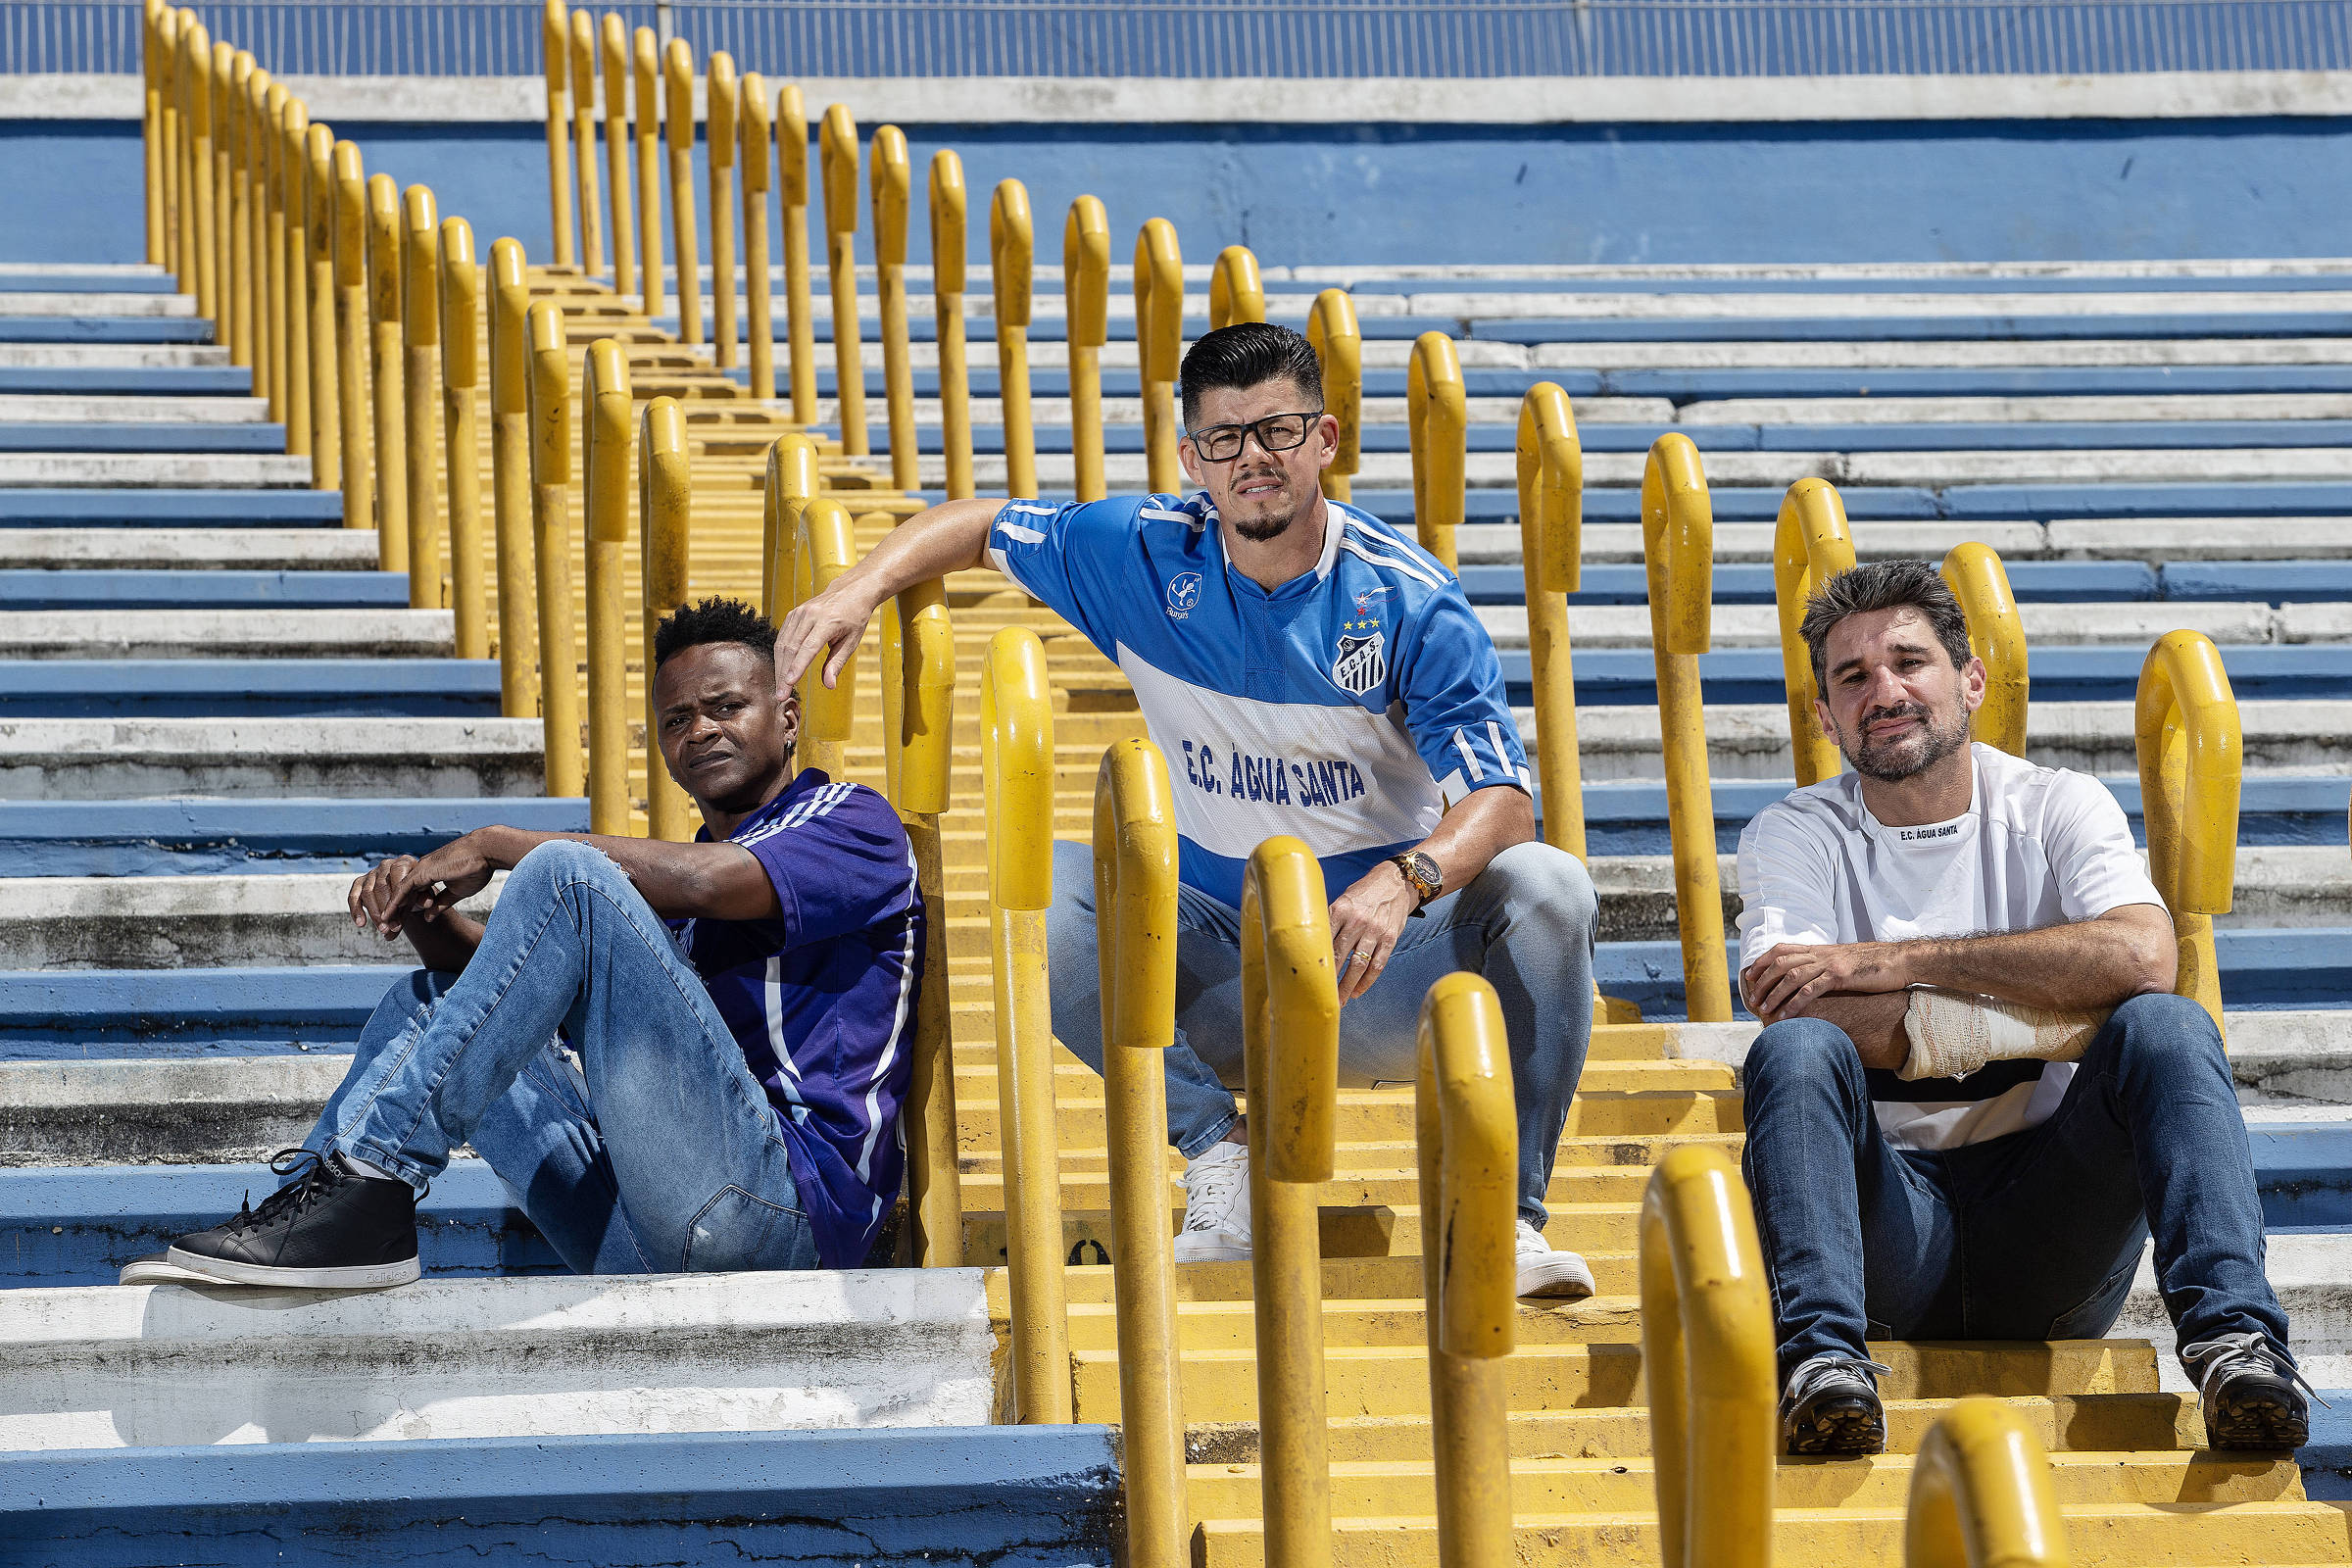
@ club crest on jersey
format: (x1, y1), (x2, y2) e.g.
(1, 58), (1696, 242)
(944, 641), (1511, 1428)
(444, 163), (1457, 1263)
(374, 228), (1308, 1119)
(1332, 630), (1387, 695)
(1165, 571), (1202, 620)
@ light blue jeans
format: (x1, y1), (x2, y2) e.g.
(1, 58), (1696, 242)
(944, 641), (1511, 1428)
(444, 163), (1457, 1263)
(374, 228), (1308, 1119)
(1045, 837), (1599, 1227)
(306, 839), (818, 1275)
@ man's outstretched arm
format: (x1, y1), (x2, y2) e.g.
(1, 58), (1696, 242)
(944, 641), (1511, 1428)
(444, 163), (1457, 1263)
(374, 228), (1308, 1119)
(774, 497), (1004, 690)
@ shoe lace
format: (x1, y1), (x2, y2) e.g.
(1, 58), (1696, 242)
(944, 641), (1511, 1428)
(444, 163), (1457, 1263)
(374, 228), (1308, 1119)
(2180, 1331), (2332, 1409)
(1181, 1151), (1249, 1233)
(1787, 1354), (1894, 1408)
(227, 1147), (343, 1236)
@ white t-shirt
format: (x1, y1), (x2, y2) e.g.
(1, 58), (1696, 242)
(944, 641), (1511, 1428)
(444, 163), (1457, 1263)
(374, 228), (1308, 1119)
(1736, 743), (2168, 1152)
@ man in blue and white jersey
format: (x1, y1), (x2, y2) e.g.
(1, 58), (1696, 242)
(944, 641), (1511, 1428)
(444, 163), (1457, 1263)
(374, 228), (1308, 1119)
(779, 322), (1600, 1298)
(160, 598), (923, 1288)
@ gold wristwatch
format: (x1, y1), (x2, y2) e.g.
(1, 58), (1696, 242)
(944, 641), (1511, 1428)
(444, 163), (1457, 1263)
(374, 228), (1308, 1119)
(1389, 850), (1443, 907)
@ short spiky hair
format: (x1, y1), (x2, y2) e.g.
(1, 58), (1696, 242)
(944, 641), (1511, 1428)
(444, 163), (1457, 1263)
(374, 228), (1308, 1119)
(1179, 322), (1325, 429)
(653, 596), (775, 671)
(1799, 560), (1975, 692)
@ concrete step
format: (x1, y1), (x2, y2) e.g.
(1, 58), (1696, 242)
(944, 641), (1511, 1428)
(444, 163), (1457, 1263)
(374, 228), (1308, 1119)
(1459, 515), (2352, 566)
(1455, 558), (2352, 608)
(0, 528), (378, 569)
(0, 571), (408, 610)
(0, 660), (503, 717)
(2122, 1231), (2352, 1392)
(0, 294), (195, 319)
(0, 394), (265, 423)
(0, 421), (288, 454)
(1482, 601), (2334, 651)
(0, 717), (545, 799)
(0, 488), (338, 525)
(0, 318), (210, 345)
(0, 455), (309, 489)
(0, 797), (591, 876)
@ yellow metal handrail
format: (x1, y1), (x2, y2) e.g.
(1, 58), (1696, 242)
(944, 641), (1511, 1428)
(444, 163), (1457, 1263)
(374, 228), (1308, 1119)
(871, 124), (919, 491)
(1941, 543), (2030, 758)
(329, 138), (368, 536)
(1640, 1144), (1776, 1568)
(760, 432), (820, 621)
(302, 121), (338, 491)
(365, 171), (407, 572)
(739, 74), (774, 401)
(631, 25), (662, 318)
(264, 84), (293, 437)
(182, 20), (214, 318)
(158, 6), (183, 289)
(641, 395), (694, 841)
(143, 0), (167, 264)
(1906, 1398), (2072, 1568)
(277, 96), (312, 463)
(1306, 289), (1360, 504)
(930, 151), (974, 499)
(776, 83), (816, 423)
(487, 236), (538, 719)
(1134, 217), (1184, 495)
(981, 627), (1073, 1422)
(571, 12), (606, 277)
(1092, 739), (1190, 1568)
(524, 298), (583, 797)
(1513, 381), (1586, 858)
(707, 51), (740, 369)
(539, 0), (573, 268)
(1407, 331), (1467, 570)
(883, 575), (962, 1264)
(1209, 244), (1264, 328)
(793, 497), (861, 783)
(1772, 477), (1856, 789)
(1417, 972), (1518, 1568)
(582, 337), (633, 834)
(819, 103), (867, 455)
(399, 182), (444, 611)
(2136, 629), (2241, 1033)
(663, 37), (703, 346)
(1241, 834), (1341, 1568)
(992, 177), (1039, 500)
(1063, 194), (1111, 504)
(1642, 434), (1733, 1021)
(225, 52), (251, 371)
(437, 214), (486, 659)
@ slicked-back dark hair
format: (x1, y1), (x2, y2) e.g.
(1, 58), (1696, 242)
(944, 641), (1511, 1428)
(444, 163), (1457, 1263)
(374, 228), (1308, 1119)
(1179, 322), (1324, 429)
(653, 595), (776, 671)
(1799, 560), (1975, 692)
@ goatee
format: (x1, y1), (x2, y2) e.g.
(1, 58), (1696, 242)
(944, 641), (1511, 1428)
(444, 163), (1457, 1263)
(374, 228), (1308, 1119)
(1839, 704), (1971, 782)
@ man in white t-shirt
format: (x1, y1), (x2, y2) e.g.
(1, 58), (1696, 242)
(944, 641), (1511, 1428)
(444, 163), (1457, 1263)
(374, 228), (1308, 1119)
(1735, 560), (2303, 1458)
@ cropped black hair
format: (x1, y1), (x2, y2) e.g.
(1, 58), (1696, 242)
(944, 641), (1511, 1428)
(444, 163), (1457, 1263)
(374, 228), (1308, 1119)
(1178, 322), (1325, 429)
(653, 596), (776, 672)
(1798, 560), (1976, 693)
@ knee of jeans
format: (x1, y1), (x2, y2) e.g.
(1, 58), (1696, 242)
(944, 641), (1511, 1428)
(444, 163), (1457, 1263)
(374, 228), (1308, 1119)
(358, 968), (447, 1057)
(1479, 840), (1598, 940)
(2106, 990), (2225, 1068)
(1742, 1017), (1863, 1094)
(508, 837), (617, 895)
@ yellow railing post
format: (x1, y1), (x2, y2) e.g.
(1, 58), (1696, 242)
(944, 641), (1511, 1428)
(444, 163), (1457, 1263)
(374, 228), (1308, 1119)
(2136, 630), (2241, 1034)
(143, 0), (166, 266)
(632, 25), (663, 318)
(1642, 434), (1732, 1021)
(1408, 331), (1467, 571)
(883, 575), (962, 1264)
(1639, 1144), (1777, 1568)
(1514, 381), (1587, 858)
(1941, 543), (2030, 758)
(401, 184), (445, 610)
(1134, 218), (1184, 495)
(183, 22), (214, 319)
(1092, 738), (1190, 1568)
(707, 52), (740, 368)
(488, 237), (538, 718)
(1062, 195), (1110, 504)
(982, 627), (1073, 1424)
(1417, 972), (1518, 1568)
(438, 215), (486, 659)
(1242, 836), (1340, 1568)
(366, 172), (408, 571)
(641, 395), (694, 842)
(664, 38), (702, 346)
(1208, 244), (1263, 329)
(567, 11), (604, 276)
(330, 140), (369, 534)
(278, 97), (312, 461)
(1907, 1399), (2072, 1568)
(871, 125), (918, 491)
(212, 41), (234, 347)
(818, 104), (866, 456)
(776, 85), (816, 423)
(1306, 289), (1360, 504)
(586, 11), (621, 286)
(992, 178), (1037, 500)
(246, 68), (272, 400)
(1772, 478), (1856, 789)
(263, 81), (290, 429)
(793, 498), (861, 782)
(541, 0), (575, 269)
(526, 300), (584, 796)
(740, 74), (774, 402)
(760, 432), (819, 620)
(583, 337), (633, 835)
(225, 52), (252, 374)
(158, 6), (182, 286)
(304, 122), (339, 490)
(930, 152), (974, 500)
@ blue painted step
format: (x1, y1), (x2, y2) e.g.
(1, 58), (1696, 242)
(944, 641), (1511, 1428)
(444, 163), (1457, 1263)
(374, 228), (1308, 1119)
(0, 273), (179, 293)
(1469, 311), (2352, 343)
(0, 318), (211, 343)
(0, 660), (503, 718)
(2251, 1125), (2352, 1230)
(0, 1427), (1118, 1568)
(0, 366), (249, 394)
(1305, 274), (2352, 298)
(0, 488), (343, 525)
(0, 421), (285, 454)
(2305, 1400), (2352, 1502)
(1459, 561), (2158, 606)
(0, 797), (593, 877)
(0, 569), (406, 610)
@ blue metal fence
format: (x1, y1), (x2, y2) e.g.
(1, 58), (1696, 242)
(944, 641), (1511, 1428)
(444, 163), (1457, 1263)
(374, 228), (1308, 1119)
(10, 0), (2351, 77)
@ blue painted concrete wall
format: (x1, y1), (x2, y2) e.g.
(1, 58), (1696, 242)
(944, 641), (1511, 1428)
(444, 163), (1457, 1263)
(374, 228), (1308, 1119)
(15, 115), (2352, 268)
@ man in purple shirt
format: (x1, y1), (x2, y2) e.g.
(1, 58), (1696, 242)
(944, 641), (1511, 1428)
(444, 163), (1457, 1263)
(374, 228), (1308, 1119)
(158, 598), (923, 1286)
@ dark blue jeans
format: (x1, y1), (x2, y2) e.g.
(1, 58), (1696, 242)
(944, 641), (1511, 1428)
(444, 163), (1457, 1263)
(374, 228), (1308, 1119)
(1740, 991), (2288, 1383)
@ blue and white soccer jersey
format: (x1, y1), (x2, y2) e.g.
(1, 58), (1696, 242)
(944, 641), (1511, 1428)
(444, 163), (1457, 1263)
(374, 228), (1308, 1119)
(989, 491), (1529, 907)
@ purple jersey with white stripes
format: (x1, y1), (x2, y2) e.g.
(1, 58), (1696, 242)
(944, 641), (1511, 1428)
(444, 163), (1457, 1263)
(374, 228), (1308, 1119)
(667, 768), (923, 1267)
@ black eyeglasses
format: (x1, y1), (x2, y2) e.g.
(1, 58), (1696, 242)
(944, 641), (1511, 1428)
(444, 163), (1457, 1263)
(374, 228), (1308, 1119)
(1184, 410), (1324, 463)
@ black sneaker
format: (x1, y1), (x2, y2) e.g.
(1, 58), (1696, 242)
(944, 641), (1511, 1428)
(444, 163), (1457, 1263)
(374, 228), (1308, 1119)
(166, 1148), (421, 1290)
(2182, 1332), (2319, 1450)
(1780, 1352), (1892, 1456)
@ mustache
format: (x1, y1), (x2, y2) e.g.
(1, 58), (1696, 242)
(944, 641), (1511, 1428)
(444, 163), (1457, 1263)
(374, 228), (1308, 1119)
(1861, 702), (1931, 729)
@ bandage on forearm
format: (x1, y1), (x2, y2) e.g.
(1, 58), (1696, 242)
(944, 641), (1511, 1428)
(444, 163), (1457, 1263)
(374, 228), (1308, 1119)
(1898, 987), (2108, 1082)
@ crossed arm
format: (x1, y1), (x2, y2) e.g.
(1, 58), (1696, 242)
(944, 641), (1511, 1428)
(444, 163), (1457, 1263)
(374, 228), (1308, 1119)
(1740, 904), (2178, 1070)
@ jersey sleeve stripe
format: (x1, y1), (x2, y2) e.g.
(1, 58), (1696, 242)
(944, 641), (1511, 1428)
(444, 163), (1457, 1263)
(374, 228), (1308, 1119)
(1452, 727), (1486, 781)
(1486, 719), (1513, 770)
(853, 842), (923, 1184)
(1338, 530), (1446, 591)
(995, 518), (1048, 544)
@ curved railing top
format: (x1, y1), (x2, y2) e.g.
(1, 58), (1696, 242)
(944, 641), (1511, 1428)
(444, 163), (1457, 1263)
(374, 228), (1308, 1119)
(2136, 628), (2242, 918)
(740, 75), (772, 191)
(1064, 195), (1111, 351)
(1092, 739), (1182, 1053)
(1513, 380), (1582, 595)
(819, 102), (858, 234)
(706, 49), (737, 164)
(1941, 541), (2030, 759)
(980, 626), (1055, 912)
(1772, 476), (1854, 621)
(540, 0), (566, 85)
(523, 297), (569, 481)
(870, 123), (910, 268)
(488, 236), (529, 416)
(437, 216), (477, 387)
(1408, 330), (1466, 535)
(1642, 432), (1714, 657)
(991, 177), (1034, 329)
(1416, 971), (1517, 1361)
(639, 392), (688, 509)
(1906, 1398), (2073, 1568)
(582, 337), (631, 544)
(928, 149), (967, 292)
(400, 184), (440, 345)
(662, 37), (695, 154)
(1209, 243), (1264, 330)
(795, 496), (860, 747)
(886, 577), (956, 815)
(1133, 217), (1184, 388)
(776, 82), (808, 204)
(1240, 836), (1340, 1184)
(1306, 288), (1361, 478)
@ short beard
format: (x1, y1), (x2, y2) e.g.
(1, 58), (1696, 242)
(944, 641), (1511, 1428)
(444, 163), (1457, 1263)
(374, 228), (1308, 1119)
(1838, 703), (1971, 782)
(1228, 504), (1298, 543)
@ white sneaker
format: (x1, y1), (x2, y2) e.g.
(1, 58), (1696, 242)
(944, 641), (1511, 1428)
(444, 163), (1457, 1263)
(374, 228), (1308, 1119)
(1515, 1218), (1596, 1299)
(1174, 1140), (1252, 1262)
